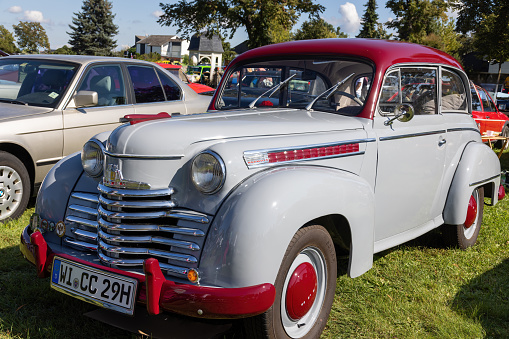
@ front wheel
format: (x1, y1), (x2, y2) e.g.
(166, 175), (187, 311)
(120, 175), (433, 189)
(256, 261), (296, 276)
(0, 152), (30, 222)
(443, 187), (484, 249)
(243, 225), (337, 338)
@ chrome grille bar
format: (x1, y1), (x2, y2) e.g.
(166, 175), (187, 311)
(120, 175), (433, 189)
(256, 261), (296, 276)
(69, 204), (98, 217)
(99, 195), (176, 209)
(66, 215), (98, 229)
(98, 218), (205, 236)
(71, 192), (99, 204)
(98, 183), (174, 197)
(99, 240), (198, 263)
(64, 237), (98, 251)
(98, 205), (210, 223)
(98, 229), (200, 250)
(72, 228), (97, 241)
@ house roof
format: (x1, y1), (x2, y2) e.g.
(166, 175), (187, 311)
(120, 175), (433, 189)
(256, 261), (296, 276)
(136, 35), (183, 46)
(189, 34), (224, 53)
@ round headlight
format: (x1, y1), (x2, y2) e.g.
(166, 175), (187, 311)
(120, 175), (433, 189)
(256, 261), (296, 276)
(191, 151), (226, 194)
(81, 140), (105, 177)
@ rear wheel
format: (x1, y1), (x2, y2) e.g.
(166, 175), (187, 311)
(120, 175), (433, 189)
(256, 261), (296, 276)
(243, 225), (337, 338)
(0, 152), (30, 222)
(444, 187), (484, 249)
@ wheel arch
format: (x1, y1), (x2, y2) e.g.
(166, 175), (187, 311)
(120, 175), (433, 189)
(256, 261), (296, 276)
(0, 142), (35, 193)
(199, 165), (375, 289)
(443, 141), (501, 225)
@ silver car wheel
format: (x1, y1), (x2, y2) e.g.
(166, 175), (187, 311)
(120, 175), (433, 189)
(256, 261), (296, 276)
(280, 247), (327, 338)
(0, 165), (24, 220)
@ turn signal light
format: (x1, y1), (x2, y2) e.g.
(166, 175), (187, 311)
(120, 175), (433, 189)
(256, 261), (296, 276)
(498, 185), (505, 201)
(187, 269), (200, 283)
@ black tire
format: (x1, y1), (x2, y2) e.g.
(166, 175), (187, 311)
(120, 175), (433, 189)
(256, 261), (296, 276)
(443, 187), (484, 249)
(0, 151), (30, 222)
(243, 225), (337, 338)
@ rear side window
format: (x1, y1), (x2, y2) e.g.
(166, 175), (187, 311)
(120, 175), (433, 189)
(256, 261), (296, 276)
(127, 65), (165, 103)
(441, 69), (467, 112)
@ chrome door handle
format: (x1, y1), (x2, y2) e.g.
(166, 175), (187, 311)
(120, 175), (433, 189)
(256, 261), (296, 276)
(438, 138), (446, 146)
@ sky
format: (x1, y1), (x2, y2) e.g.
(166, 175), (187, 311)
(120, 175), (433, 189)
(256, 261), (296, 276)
(0, 0), (395, 51)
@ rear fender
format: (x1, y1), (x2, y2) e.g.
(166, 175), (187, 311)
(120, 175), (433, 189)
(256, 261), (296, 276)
(199, 166), (375, 288)
(443, 142), (500, 225)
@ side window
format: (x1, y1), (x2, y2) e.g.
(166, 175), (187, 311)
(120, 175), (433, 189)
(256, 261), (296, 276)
(78, 64), (125, 106)
(478, 88), (496, 112)
(127, 65), (165, 103)
(471, 87), (482, 111)
(156, 70), (181, 101)
(379, 68), (437, 115)
(219, 70), (240, 109)
(441, 69), (467, 112)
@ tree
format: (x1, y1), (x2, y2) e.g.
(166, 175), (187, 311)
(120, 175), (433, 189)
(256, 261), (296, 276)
(158, 0), (324, 49)
(68, 0), (119, 55)
(294, 18), (340, 40)
(385, 0), (449, 43)
(12, 22), (50, 54)
(221, 40), (236, 66)
(53, 45), (76, 55)
(455, 0), (500, 34)
(0, 25), (18, 54)
(357, 0), (389, 39)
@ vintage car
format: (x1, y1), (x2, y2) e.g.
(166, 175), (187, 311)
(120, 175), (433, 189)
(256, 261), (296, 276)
(156, 62), (215, 94)
(471, 82), (509, 139)
(20, 39), (504, 338)
(0, 55), (210, 222)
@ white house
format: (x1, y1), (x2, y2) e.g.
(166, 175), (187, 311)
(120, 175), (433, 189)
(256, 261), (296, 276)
(135, 35), (190, 61)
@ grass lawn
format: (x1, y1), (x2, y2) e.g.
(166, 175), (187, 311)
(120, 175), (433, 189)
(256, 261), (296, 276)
(1, 150), (509, 338)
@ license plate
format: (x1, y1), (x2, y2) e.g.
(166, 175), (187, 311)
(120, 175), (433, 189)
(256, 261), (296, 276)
(51, 256), (138, 315)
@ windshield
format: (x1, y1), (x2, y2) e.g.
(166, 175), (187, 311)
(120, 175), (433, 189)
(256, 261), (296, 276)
(0, 58), (79, 108)
(216, 58), (373, 115)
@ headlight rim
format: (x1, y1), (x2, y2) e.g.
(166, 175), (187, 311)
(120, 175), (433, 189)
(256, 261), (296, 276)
(81, 139), (105, 178)
(191, 150), (226, 195)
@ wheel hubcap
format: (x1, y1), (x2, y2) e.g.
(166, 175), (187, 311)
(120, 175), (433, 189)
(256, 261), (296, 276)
(285, 262), (317, 321)
(0, 166), (23, 219)
(281, 247), (326, 338)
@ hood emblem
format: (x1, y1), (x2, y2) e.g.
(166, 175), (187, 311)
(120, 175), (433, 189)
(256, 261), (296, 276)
(103, 164), (151, 190)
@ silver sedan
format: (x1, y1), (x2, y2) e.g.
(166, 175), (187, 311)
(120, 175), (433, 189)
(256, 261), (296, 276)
(0, 55), (210, 221)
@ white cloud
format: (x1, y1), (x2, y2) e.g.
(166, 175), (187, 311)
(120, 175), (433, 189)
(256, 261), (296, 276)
(23, 10), (46, 23)
(8, 6), (22, 13)
(338, 2), (361, 34)
(152, 10), (163, 18)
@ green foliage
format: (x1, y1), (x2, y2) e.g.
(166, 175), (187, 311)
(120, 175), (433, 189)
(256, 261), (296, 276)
(12, 22), (50, 54)
(294, 18), (340, 40)
(357, 0), (390, 39)
(385, 0), (449, 43)
(0, 25), (18, 54)
(52, 45), (76, 55)
(420, 18), (462, 58)
(221, 41), (236, 66)
(455, 0), (504, 34)
(135, 52), (161, 62)
(158, 0), (324, 49)
(68, 0), (119, 56)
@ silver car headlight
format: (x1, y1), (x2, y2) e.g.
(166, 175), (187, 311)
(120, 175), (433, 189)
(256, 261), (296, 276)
(191, 151), (226, 194)
(81, 139), (105, 177)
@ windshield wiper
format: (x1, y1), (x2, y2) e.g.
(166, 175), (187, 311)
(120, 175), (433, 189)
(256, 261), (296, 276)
(305, 73), (355, 111)
(0, 98), (28, 105)
(248, 73), (297, 109)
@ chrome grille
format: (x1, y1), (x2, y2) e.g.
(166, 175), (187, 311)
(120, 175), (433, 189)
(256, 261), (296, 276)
(64, 192), (99, 251)
(95, 183), (209, 279)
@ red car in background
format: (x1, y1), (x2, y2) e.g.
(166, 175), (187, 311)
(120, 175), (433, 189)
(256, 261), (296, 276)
(156, 63), (215, 94)
(471, 83), (509, 138)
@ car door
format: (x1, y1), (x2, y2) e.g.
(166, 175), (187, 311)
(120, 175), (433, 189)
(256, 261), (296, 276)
(62, 63), (134, 155)
(373, 66), (447, 247)
(126, 65), (188, 115)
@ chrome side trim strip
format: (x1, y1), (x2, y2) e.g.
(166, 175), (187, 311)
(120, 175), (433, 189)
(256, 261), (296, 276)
(71, 192), (99, 204)
(99, 194), (176, 209)
(470, 174), (500, 187)
(244, 138), (376, 155)
(104, 150), (184, 160)
(98, 218), (205, 236)
(246, 151), (365, 169)
(69, 204), (98, 217)
(63, 237), (98, 251)
(447, 128), (481, 134)
(36, 157), (64, 167)
(71, 228), (98, 241)
(66, 216), (99, 229)
(99, 240), (198, 263)
(98, 183), (174, 197)
(379, 130), (447, 141)
(98, 229), (200, 251)
(98, 205), (210, 224)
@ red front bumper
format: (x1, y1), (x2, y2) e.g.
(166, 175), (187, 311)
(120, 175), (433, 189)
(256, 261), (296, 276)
(20, 227), (275, 319)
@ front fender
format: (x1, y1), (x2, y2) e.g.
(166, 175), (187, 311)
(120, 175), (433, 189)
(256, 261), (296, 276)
(199, 165), (375, 288)
(443, 142), (501, 225)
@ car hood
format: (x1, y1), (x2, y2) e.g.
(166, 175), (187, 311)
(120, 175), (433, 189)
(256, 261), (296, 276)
(107, 108), (366, 156)
(0, 102), (54, 121)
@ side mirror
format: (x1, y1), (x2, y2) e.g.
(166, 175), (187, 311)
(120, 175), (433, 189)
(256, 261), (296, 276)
(74, 90), (98, 108)
(384, 104), (414, 126)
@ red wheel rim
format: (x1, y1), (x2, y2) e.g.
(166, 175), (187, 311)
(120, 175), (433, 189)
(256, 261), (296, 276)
(285, 262), (317, 320)
(464, 194), (477, 228)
